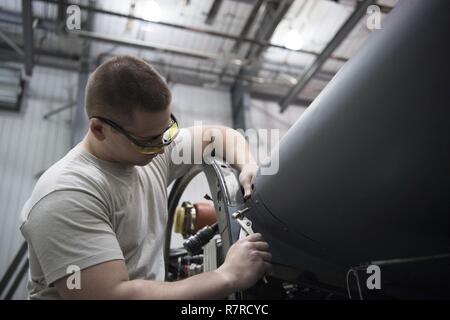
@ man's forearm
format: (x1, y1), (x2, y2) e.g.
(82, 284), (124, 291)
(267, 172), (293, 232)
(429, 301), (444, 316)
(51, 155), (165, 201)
(190, 125), (257, 168)
(227, 128), (258, 171)
(115, 269), (235, 300)
(208, 126), (257, 169)
(188, 125), (259, 198)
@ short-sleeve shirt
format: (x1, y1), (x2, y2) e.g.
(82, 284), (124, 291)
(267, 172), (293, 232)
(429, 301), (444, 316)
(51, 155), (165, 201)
(19, 129), (192, 299)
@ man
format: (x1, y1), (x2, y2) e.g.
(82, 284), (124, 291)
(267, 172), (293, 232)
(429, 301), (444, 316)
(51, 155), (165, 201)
(19, 55), (272, 299)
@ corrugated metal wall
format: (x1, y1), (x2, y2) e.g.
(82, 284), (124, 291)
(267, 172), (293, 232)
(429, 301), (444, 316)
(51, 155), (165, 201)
(0, 65), (78, 299)
(171, 84), (233, 127)
(246, 99), (306, 160)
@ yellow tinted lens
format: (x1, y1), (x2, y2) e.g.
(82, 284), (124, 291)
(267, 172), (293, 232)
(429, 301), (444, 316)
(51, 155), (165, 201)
(162, 122), (179, 144)
(132, 143), (164, 154)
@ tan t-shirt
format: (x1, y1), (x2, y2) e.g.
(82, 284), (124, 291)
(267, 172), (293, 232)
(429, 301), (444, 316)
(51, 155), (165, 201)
(19, 129), (192, 299)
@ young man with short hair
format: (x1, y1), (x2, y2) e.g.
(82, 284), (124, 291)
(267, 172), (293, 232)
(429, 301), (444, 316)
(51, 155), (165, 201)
(20, 55), (272, 299)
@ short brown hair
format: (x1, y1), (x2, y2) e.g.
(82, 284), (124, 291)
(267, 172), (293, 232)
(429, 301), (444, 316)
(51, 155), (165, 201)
(85, 55), (171, 120)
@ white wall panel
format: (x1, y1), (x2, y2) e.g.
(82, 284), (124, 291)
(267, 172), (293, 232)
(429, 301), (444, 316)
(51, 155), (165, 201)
(171, 83), (232, 127)
(169, 83), (232, 248)
(245, 98), (306, 159)
(0, 66), (78, 299)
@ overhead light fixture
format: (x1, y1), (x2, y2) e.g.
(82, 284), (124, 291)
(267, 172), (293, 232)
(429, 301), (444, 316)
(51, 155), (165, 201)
(280, 73), (298, 85)
(284, 29), (304, 51)
(231, 59), (243, 66)
(137, 0), (162, 23)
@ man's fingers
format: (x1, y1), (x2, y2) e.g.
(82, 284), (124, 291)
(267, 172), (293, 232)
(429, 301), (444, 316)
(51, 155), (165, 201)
(239, 165), (257, 200)
(263, 262), (273, 275)
(241, 180), (252, 199)
(255, 251), (272, 262)
(250, 241), (270, 251)
(246, 233), (264, 242)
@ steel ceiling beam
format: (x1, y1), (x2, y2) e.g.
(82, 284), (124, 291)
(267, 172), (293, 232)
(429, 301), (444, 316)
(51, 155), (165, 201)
(223, 0), (293, 90)
(245, 0), (294, 61)
(279, 0), (376, 112)
(0, 12), (337, 87)
(227, 0), (294, 128)
(22, 0), (34, 76)
(232, 0), (294, 83)
(226, 0), (294, 85)
(231, 0), (265, 53)
(72, 30), (220, 61)
(251, 91), (312, 107)
(0, 44), (312, 108)
(0, 7), (338, 102)
(0, 8), (57, 31)
(0, 30), (24, 56)
(33, 0), (348, 63)
(205, 0), (223, 25)
(330, 0), (393, 14)
(57, 0), (68, 32)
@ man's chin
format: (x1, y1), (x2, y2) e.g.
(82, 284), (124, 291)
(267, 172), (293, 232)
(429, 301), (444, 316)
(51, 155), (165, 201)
(135, 155), (156, 166)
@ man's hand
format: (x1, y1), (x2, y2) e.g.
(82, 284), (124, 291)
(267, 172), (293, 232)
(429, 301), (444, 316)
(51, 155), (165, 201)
(239, 163), (259, 200)
(54, 233), (272, 299)
(188, 125), (259, 200)
(216, 233), (272, 291)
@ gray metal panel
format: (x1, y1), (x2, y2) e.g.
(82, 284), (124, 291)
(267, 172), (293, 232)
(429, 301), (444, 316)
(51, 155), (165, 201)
(170, 83), (233, 128)
(252, 0), (450, 295)
(230, 81), (249, 130)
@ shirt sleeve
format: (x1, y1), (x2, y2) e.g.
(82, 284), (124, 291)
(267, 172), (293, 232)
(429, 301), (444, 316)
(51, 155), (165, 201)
(20, 190), (124, 286)
(165, 128), (200, 185)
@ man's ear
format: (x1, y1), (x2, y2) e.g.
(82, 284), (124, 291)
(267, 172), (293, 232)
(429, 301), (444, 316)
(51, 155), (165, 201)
(89, 118), (107, 141)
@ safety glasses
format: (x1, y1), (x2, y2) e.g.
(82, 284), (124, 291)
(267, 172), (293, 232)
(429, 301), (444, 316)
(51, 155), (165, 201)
(91, 114), (180, 154)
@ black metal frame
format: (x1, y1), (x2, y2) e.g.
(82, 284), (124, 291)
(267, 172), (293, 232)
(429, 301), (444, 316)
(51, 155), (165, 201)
(0, 242), (28, 300)
(22, 0), (34, 76)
